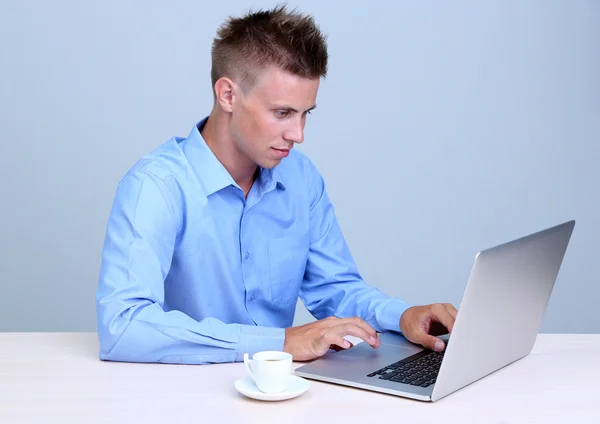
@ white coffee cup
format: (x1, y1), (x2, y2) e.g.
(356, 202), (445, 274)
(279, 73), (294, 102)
(243, 351), (293, 394)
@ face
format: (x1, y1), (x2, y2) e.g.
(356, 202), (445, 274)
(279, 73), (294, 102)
(228, 66), (320, 169)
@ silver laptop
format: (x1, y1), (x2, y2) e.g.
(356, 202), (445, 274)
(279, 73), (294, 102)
(295, 220), (575, 402)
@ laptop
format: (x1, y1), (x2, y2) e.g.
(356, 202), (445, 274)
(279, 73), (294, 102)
(295, 220), (575, 402)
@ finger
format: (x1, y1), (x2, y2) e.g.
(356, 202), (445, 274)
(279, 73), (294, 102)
(320, 317), (380, 347)
(322, 333), (352, 351)
(333, 322), (380, 348)
(419, 333), (446, 353)
(339, 317), (379, 343)
(443, 303), (458, 321)
(433, 304), (455, 334)
(329, 340), (354, 352)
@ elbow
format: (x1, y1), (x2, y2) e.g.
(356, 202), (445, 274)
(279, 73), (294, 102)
(96, 296), (152, 362)
(96, 306), (131, 361)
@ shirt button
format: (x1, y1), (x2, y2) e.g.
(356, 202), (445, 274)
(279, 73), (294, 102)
(249, 293), (256, 301)
(244, 252), (250, 259)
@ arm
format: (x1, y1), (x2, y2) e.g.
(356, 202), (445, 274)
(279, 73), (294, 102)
(299, 164), (411, 333)
(96, 170), (283, 364)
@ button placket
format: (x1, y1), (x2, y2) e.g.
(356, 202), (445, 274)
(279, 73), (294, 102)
(239, 211), (257, 305)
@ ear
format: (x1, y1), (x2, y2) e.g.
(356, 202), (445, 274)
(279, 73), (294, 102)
(214, 77), (237, 113)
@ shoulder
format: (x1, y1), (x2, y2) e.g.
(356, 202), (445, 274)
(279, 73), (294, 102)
(113, 138), (189, 220)
(125, 137), (187, 182)
(118, 137), (193, 204)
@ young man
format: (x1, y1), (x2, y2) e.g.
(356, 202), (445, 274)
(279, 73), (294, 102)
(96, 5), (457, 364)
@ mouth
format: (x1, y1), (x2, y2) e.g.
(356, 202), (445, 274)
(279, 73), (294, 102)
(271, 147), (291, 158)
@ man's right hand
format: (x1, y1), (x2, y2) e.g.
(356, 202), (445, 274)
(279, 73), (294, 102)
(283, 316), (381, 361)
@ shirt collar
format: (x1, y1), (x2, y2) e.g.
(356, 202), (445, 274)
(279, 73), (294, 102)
(258, 163), (286, 192)
(181, 117), (286, 196)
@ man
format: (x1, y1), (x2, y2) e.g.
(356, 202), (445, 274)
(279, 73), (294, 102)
(96, 4), (457, 364)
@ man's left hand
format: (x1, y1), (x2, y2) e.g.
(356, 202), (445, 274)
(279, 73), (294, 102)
(399, 303), (458, 352)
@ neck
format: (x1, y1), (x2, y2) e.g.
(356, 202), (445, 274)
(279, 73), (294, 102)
(201, 108), (257, 196)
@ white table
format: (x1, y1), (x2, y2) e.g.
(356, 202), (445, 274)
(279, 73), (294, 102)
(0, 333), (599, 423)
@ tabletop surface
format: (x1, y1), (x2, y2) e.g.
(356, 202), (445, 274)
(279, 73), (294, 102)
(1, 332), (599, 423)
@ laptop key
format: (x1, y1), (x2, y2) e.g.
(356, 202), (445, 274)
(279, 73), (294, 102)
(379, 371), (399, 380)
(367, 350), (445, 382)
(393, 350), (431, 367)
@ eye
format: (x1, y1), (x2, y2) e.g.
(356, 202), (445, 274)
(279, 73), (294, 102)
(275, 110), (290, 118)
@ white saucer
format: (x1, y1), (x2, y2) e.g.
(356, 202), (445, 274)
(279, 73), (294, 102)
(234, 375), (310, 401)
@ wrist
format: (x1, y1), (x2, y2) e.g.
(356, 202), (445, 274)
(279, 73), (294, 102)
(283, 327), (292, 352)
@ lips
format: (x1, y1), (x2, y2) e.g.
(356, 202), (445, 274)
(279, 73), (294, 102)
(271, 147), (290, 158)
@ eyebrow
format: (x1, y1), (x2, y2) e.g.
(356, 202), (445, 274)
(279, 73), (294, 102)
(275, 104), (317, 113)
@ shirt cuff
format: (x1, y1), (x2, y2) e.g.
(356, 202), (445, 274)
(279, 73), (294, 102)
(235, 324), (286, 362)
(378, 298), (412, 333)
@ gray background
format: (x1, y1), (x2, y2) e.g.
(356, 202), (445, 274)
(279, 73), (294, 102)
(1, 1), (598, 333)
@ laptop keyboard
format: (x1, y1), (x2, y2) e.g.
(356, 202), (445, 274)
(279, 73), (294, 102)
(366, 349), (444, 387)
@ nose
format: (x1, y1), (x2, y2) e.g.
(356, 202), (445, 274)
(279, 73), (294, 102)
(283, 120), (304, 145)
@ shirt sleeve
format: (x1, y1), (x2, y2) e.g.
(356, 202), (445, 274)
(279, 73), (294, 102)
(96, 170), (284, 364)
(299, 160), (412, 333)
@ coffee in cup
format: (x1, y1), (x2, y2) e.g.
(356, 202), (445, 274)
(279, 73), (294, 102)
(243, 351), (293, 394)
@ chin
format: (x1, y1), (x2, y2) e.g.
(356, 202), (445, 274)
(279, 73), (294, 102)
(255, 153), (284, 169)
(258, 159), (282, 170)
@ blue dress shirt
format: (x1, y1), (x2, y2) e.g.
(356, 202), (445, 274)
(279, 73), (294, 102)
(96, 117), (411, 364)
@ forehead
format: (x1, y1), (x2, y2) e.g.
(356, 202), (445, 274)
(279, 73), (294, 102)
(249, 66), (320, 107)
